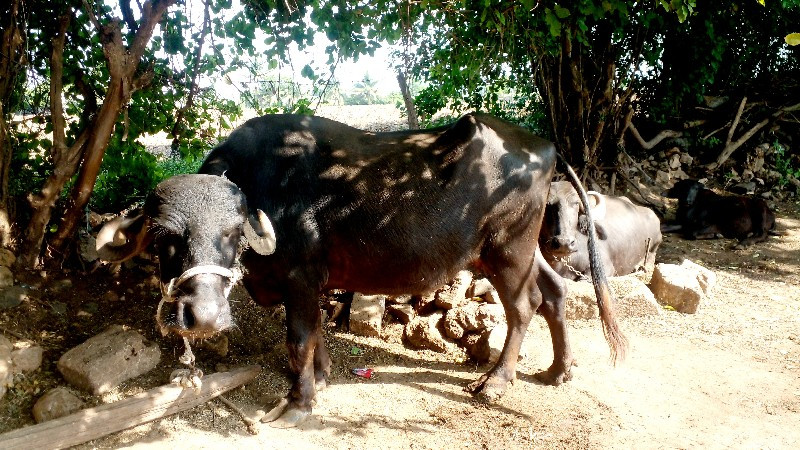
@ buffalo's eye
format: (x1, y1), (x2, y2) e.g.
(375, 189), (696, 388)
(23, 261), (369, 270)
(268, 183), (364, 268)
(221, 227), (239, 242)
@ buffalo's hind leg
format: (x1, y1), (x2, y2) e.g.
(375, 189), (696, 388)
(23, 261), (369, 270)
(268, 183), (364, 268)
(531, 247), (574, 385)
(466, 247), (573, 401)
(466, 246), (543, 402)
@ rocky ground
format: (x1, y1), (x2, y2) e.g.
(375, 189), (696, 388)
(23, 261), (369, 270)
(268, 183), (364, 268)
(1, 106), (799, 449)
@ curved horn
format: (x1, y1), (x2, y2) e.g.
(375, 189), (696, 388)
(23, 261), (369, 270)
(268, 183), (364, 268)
(96, 211), (152, 262)
(244, 209), (276, 255)
(587, 191), (607, 221)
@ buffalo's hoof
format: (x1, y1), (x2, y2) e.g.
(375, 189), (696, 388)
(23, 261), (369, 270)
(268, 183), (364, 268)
(260, 397), (310, 428)
(534, 363), (573, 386)
(465, 374), (511, 403)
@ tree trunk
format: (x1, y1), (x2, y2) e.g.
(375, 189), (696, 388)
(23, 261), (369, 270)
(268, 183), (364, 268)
(0, 0), (27, 248)
(534, 23), (633, 176)
(396, 71), (419, 129)
(15, 13), (81, 268)
(0, 107), (12, 248)
(51, 79), (125, 252)
(28, 0), (176, 263)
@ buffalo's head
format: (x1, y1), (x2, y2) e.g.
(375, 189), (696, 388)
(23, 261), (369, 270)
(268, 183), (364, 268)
(96, 174), (276, 338)
(664, 179), (704, 206)
(540, 180), (607, 258)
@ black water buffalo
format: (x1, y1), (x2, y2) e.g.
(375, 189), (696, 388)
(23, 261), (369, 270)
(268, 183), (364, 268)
(539, 181), (662, 280)
(664, 179), (776, 247)
(96, 113), (625, 428)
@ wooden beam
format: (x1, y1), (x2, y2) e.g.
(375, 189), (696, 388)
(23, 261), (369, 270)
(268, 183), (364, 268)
(0, 365), (261, 450)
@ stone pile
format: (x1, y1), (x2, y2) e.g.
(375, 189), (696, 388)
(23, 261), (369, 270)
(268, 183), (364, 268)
(1, 336), (45, 401)
(1, 324), (162, 423)
(346, 260), (718, 361)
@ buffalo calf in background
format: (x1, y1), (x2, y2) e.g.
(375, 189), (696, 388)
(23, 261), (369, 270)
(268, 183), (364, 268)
(540, 181), (662, 280)
(664, 179), (776, 247)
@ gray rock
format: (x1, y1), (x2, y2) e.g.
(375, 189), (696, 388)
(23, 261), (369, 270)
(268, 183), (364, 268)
(32, 387), (85, 423)
(414, 291), (438, 315)
(565, 275), (662, 320)
(460, 332), (483, 356)
(442, 304), (473, 340)
(0, 266), (13, 289)
(680, 259), (716, 295)
(50, 279), (73, 292)
(679, 153), (694, 166)
(470, 278), (501, 304)
(0, 249), (14, 267)
(609, 275), (662, 318)
(12, 345), (43, 373)
(649, 260), (716, 314)
(443, 301), (505, 340)
(655, 170), (671, 187)
(0, 336), (12, 399)
(57, 325), (161, 394)
(668, 153), (681, 170)
(349, 293), (386, 338)
(1, 285), (32, 309)
(387, 303), (415, 324)
(78, 230), (99, 262)
(387, 294), (413, 304)
(671, 168), (689, 181)
(467, 324), (509, 363)
(731, 181), (757, 195)
(405, 311), (455, 353)
(435, 270), (473, 310)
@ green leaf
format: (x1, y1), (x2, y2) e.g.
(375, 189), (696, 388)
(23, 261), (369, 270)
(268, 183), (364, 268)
(301, 64), (316, 80)
(554, 4), (570, 19)
(786, 33), (800, 46)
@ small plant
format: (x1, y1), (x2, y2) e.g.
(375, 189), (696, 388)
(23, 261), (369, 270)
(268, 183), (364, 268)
(772, 141), (800, 189)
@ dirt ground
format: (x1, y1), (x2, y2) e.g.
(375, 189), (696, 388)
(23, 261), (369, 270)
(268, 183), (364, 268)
(0, 197), (798, 449)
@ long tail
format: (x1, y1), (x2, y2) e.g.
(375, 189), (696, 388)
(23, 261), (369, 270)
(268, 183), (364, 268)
(559, 155), (628, 364)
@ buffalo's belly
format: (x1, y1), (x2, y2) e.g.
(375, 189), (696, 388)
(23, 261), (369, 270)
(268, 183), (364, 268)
(322, 224), (480, 295)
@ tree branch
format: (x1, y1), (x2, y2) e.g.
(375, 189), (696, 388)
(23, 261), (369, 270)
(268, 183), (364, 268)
(120, 0), (138, 33)
(170, 0), (212, 154)
(627, 122), (682, 150)
(128, 0), (177, 72)
(725, 96), (747, 147)
(710, 101), (800, 169)
(49, 13), (71, 155)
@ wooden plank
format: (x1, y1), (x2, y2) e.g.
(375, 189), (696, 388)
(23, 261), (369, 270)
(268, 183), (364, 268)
(0, 365), (261, 450)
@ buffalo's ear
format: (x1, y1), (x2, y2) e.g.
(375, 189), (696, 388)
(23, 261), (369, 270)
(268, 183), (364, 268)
(244, 209), (276, 255)
(96, 210), (152, 262)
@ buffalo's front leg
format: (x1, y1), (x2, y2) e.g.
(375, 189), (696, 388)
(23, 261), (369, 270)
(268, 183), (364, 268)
(262, 288), (326, 428)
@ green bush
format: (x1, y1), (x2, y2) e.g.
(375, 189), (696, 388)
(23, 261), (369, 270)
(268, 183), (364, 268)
(91, 136), (204, 213)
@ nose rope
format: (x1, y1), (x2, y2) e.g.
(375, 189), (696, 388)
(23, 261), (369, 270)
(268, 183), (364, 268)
(160, 265), (236, 300)
(156, 264), (240, 336)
